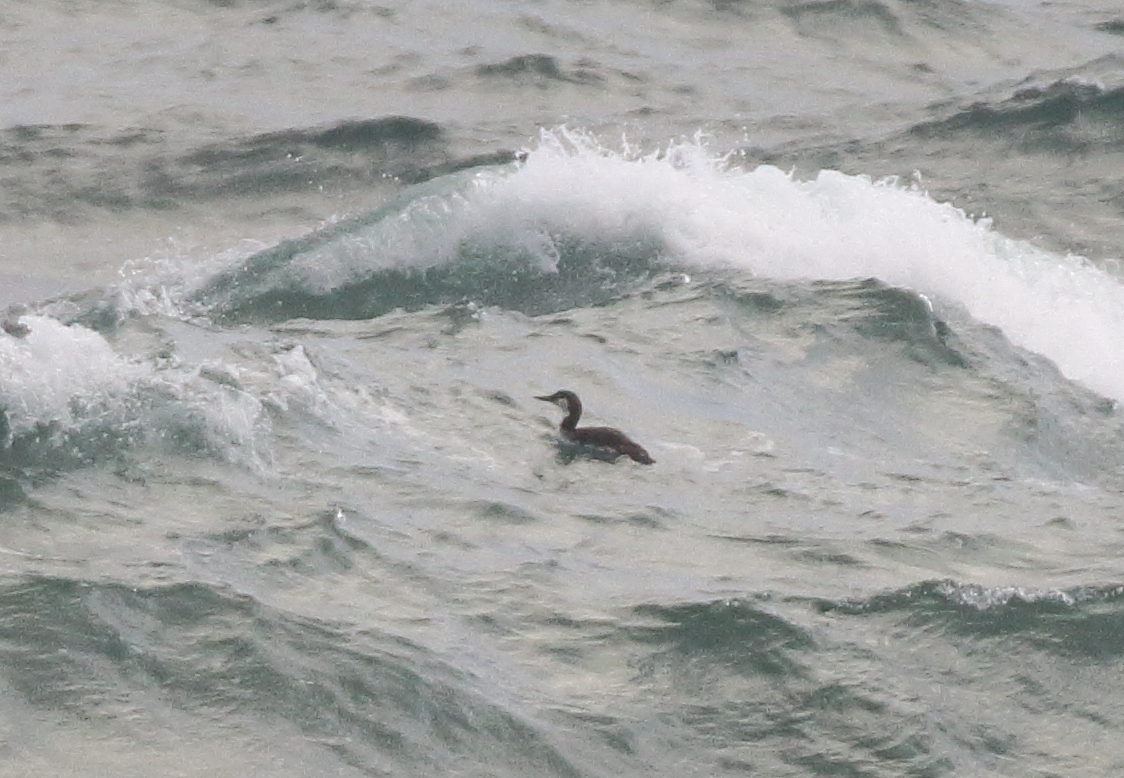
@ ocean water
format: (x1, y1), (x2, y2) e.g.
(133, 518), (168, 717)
(5, 1), (1124, 776)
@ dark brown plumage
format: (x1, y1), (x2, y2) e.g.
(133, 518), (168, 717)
(535, 390), (654, 465)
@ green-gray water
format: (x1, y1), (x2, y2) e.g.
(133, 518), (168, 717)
(5, 2), (1124, 776)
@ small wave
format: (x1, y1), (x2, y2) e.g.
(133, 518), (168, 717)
(0, 315), (146, 437)
(817, 580), (1124, 657)
(629, 598), (813, 676)
(0, 314), (279, 500)
(625, 596), (952, 774)
(818, 579), (1124, 615)
(782, 0), (906, 40)
(719, 277), (964, 367)
(0, 315), (153, 492)
(476, 54), (603, 87)
(0, 117), (518, 220)
(0, 575), (584, 775)
(913, 81), (1124, 143)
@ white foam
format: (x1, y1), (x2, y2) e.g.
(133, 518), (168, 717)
(110, 127), (1124, 405)
(0, 315), (273, 469)
(0, 315), (147, 435)
(499, 129), (1124, 401)
(115, 239), (270, 319)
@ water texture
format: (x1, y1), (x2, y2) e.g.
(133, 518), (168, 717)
(3, 1), (1124, 776)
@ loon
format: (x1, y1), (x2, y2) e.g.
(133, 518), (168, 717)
(535, 390), (654, 464)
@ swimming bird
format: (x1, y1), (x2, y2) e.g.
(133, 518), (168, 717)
(535, 390), (654, 464)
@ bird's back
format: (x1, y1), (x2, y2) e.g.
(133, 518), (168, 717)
(565, 425), (655, 464)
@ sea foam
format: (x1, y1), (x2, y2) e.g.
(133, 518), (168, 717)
(144, 126), (1124, 403)
(0, 315), (146, 438)
(500, 129), (1124, 402)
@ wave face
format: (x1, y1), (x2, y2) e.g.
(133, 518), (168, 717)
(190, 157), (663, 322)
(177, 130), (1124, 405)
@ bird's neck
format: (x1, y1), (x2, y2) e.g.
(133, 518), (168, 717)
(560, 400), (582, 431)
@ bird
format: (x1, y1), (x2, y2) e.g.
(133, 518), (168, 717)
(535, 389), (654, 464)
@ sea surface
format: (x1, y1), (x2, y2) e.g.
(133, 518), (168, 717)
(4, 1), (1124, 776)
